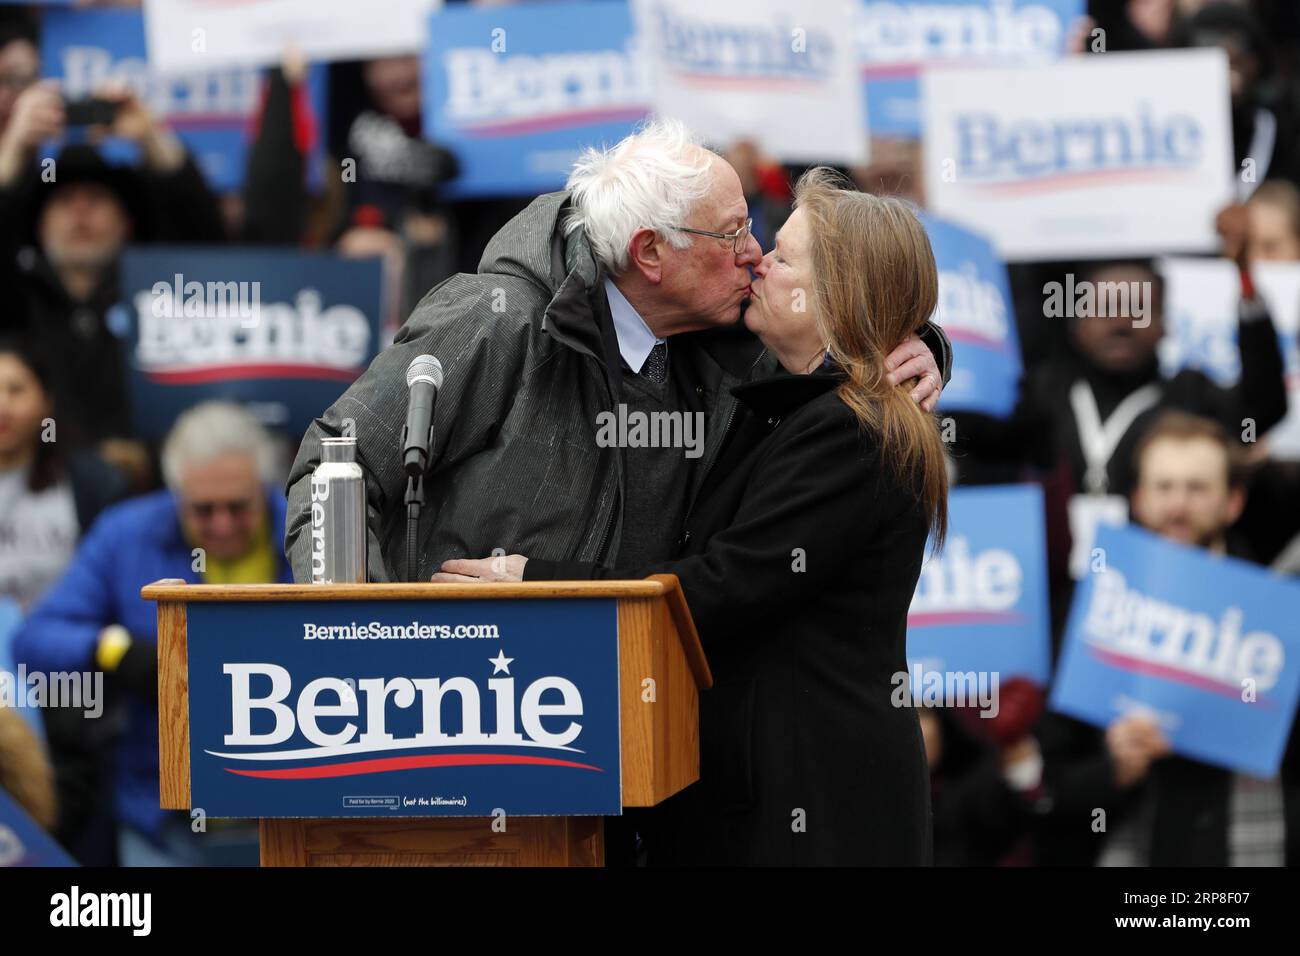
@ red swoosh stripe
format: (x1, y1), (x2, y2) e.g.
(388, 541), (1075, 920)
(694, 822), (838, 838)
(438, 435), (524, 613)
(1087, 645), (1274, 707)
(458, 107), (648, 137)
(970, 167), (1194, 196)
(908, 610), (1025, 627)
(225, 753), (604, 779)
(145, 364), (363, 384)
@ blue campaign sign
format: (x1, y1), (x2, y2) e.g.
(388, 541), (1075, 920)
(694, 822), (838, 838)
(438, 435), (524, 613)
(116, 247), (383, 440)
(857, 0), (1082, 138)
(40, 7), (326, 193)
(0, 597), (42, 736)
(186, 599), (622, 817)
(922, 212), (1022, 418)
(0, 789), (75, 868)
(1050, 524), (1300, 777)
(908, 484), (1051, 684)
(423, 1), (648, 198)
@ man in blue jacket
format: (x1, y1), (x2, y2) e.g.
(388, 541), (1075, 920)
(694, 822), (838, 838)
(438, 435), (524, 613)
(14, 401), (292, 865)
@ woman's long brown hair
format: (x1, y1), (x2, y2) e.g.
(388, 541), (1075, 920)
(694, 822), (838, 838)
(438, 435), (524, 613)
(795, 167), (948, 547)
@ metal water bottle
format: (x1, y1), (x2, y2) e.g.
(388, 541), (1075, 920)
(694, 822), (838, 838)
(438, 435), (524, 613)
(309, 437), (366, 583)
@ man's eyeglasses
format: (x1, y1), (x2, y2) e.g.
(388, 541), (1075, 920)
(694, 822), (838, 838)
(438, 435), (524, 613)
(185, 498), (256, 521)
(674, 217), (753, 254)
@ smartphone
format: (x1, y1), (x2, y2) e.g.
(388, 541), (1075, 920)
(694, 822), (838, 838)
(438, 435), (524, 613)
(63, 97), (118, 127)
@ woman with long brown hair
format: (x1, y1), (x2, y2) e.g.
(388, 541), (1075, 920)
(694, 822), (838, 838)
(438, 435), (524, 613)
(437, 168), (948, 865)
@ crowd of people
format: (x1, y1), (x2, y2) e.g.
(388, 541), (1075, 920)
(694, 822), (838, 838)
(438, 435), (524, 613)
(0, 0), (1297, 867)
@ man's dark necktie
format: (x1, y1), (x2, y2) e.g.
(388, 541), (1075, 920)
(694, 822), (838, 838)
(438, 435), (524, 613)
(641, 341), (668, 385)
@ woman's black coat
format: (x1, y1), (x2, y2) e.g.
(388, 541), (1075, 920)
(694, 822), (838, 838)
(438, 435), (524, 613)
(526, 368), (935, 865)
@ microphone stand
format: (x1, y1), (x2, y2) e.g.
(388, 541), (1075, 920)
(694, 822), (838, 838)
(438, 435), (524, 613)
(402, 423), (435, 582)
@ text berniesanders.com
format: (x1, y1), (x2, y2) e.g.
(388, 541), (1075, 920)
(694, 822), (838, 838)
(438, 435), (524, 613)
(303, 621), (501, 640)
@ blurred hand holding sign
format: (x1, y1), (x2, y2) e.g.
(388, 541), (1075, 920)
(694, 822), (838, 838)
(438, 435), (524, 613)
(142, 0), (442, 74)
(922, 49), (1236, 261)
(41, 5), (326, 193)
(116, 248), (383, 442)
(1159, 257), (1300, 460)
(633, 0), (867, 166)
(1050, 524), (1300, 777)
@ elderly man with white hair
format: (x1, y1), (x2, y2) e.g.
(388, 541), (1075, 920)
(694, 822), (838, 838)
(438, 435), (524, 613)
(286, 119), (951, 584)
(13, 401), (291, 866)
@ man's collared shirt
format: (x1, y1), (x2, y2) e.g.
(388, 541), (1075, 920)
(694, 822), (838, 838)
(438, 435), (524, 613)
(604, 277), (665, 374)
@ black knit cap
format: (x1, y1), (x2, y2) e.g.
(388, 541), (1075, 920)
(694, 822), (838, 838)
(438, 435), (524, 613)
(25, 143), (147, 240)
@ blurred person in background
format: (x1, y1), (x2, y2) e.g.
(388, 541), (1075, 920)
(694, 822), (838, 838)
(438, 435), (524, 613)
(949, 253), (1286, 589)
(1245, 178), (1300, 263)
(1092, 411), (1299, 866)
(1215, 191), (1300, 564)
(0, 335), (127, 611)
(1172, 1), (1300, 194)
(0, 14), (38, 139)
(922, 678), (1050, 866)
(0, 335), (127, 865)
(238, 46), (318, 246)
(950, 253), (1285, 600)
(0, 79), (223, 484)
(852, 137), (925, 207)
(722, 139), (791, 253)
(325, 54), (460, 315)
(13, 402), (292, 866)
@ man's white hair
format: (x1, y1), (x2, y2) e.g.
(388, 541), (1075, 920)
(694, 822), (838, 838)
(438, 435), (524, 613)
(161, 400), (279, 491)
(564, 118), (716, 275)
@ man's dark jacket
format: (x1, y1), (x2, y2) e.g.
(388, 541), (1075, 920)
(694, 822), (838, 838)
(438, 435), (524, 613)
(285, 190), (952, 582)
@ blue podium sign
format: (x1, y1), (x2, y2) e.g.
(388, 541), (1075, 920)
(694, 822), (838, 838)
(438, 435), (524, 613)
(186, 599), (622, 817)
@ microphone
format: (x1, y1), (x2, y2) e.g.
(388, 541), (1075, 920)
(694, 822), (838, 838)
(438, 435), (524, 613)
(402, 354), (443, 477)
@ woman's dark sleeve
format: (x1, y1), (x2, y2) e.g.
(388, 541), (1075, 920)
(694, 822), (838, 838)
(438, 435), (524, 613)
(241, 68), (307, 244)
(531, 405), (894, 642)
(918, 320), (953, 385)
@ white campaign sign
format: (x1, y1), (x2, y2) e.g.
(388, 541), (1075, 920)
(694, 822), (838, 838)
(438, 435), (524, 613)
(632, 0), (867, 165)
(143, 0), (441, 74)
(922, 49), (1235, 261)
(1158, 257), (1300, 459)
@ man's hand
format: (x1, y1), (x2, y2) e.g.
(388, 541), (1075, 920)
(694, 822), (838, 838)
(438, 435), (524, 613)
(432, 554), (528, 583)
(0, 80), (64, 186)
(885, 333), (943, 412)
(93, 79), (185, 173)
(1105, 714), (1171, 789)
(1216, 202), (1251, 270)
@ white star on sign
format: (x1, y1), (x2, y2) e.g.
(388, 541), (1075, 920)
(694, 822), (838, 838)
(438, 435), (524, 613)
(489, 650), (514, 675)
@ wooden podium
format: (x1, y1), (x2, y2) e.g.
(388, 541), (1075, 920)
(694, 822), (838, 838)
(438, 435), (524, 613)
(141, 576), (711, 867)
